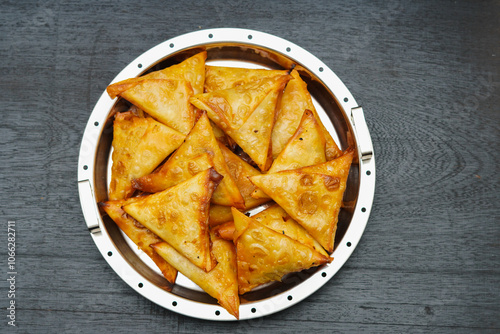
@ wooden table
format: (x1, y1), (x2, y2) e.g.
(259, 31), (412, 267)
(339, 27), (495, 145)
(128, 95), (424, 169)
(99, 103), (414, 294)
(1, 1), (498, 332)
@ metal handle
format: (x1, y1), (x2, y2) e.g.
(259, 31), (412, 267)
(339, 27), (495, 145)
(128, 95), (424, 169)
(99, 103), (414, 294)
(78, 180), (101, 234)
(350, 106), (373, 161)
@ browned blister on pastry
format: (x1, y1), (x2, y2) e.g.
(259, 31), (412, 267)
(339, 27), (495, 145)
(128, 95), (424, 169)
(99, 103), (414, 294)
(123, 168), (223, 272)
(99, 198), (177, 287)
(152, 232), (240, 319)
(109, 112), (185, 201)
(232, 208), (331, 294)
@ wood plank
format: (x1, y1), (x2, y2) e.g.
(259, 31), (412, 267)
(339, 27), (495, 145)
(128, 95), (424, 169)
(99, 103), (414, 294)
(0, 0), (499, 332)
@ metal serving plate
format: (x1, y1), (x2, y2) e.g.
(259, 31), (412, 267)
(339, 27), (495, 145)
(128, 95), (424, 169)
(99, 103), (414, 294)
(78, 28), (375, 321)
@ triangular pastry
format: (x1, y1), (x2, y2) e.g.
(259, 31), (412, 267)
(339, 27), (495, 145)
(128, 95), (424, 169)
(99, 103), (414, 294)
(272, 70), (342, 160)
(218, 142), (269, 209)
(214, 204), (329, 257)
(208, 142), (270, 226)
(251, 109), (327, 199)
(249, 150), (353, 253)
(191, 73), (290, 130)
(232, 208), (331, 294)
(109, 111), (185, 200)
(107, 51), (207, 98)
(133, 153), (213, 194)
(268, 109), (326, 173)
(299, 148), (354, 175)
(123, 168), (223, 272)
(132, 113), (245, 209)
(152, 233), (239, 319)
(251, 204), (329, 257)
(207, 140), (272, 226)
(204, 65), (289, 93)
(99, 198), (177, 286)
(230, 86), (282, 171)
(190, 74), (291, 170)
(111, 79), (196, 135)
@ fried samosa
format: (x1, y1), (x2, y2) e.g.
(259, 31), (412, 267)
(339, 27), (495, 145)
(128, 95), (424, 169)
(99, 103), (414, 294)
(132, 112), (245, 209)
(112, 79), (196, 135)
(133, 153), (213, 194)
(99, 198), (177, 286)
(208, 141), (272, 226)
(214, 204), (329, 257)
(123, 168), (222, 272)
(109, 111), (185, 201)
(190, 74), (291, 171)
(152, 233), (239, 319)
(232, 208), (331, 294)
(251, 109), (327, 199)
(204, 65), (289, 93)
(272, 69), (341, 160)
(268, 109), (326, 173)
(249, 150), (354, 253)
(107, 51), (207, 98)
(218, 141), (270, 210)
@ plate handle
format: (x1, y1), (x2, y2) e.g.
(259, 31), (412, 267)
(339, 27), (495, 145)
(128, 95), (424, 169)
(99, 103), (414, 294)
(78, 180), (101, 234)
(350, 106), (374, 161)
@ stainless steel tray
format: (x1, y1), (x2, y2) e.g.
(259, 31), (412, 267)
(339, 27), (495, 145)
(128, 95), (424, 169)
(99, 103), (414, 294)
(78, 28), (375, 321)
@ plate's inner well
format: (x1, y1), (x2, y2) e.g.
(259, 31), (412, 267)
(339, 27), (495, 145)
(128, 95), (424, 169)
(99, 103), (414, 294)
(93, 44), (360, 306)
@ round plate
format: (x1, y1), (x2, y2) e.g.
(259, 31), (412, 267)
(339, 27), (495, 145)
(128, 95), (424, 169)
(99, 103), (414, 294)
(78, 28), (375, 321)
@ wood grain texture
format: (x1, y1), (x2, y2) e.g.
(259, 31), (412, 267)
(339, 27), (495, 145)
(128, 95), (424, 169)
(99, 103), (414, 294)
(0, 0), (499, 333)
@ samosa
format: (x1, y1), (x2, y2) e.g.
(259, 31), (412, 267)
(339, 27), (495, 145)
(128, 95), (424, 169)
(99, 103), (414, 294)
(109, 111), (185, 200)
(123, 168), (222, 272)
(232, 208), (331, 294)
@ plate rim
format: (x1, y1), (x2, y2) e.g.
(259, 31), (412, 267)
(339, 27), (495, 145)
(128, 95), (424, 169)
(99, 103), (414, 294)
(77, 27), (376, 321)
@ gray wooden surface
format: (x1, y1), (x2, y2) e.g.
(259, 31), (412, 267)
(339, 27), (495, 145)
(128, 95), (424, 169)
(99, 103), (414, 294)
(1, 0), (499, 333)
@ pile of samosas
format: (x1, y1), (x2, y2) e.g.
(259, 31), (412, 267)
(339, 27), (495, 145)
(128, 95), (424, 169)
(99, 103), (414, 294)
(99, 51), (354, 319)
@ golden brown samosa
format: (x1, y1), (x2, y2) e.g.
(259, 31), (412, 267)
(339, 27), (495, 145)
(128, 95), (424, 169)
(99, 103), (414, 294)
(123, 168), (223, 272)
(249, 150), (353, 253)
(272, 70), (341, 160)
(107, 51), (207, 98)
(218, 142), (270, 210)
(99, 198), (177, 286)
(232, 208), (331, 294)
(251, 109), (327, 199)
(214, 204), (328, 257)
(112, 79), (196, 135)
(204, 65), (289, 93)
(109, 111), (185, 200)
(152, 233), (239, 319)
(268, 109), (326, 173)
(132, 153), (213, 194)
(190, 74), (291, 171)
(132, 113), (245, 209)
